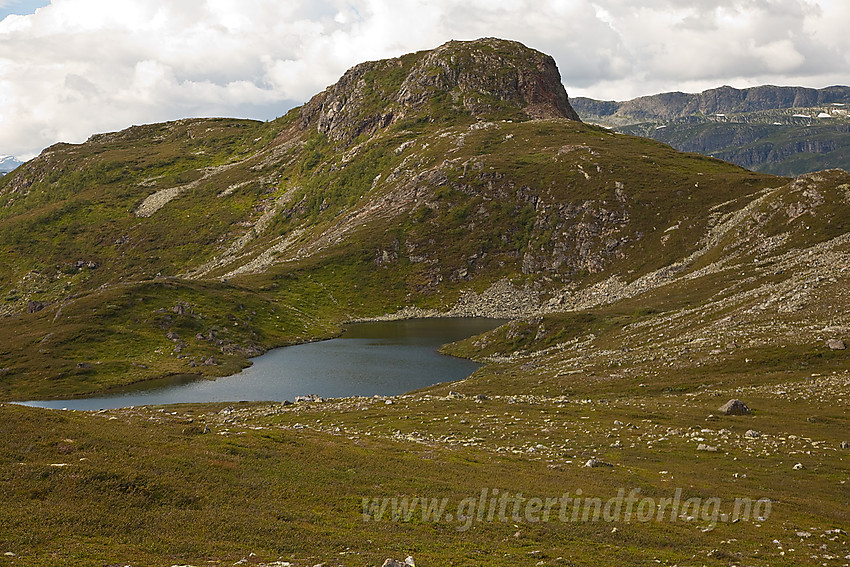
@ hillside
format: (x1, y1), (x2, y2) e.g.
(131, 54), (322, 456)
(572, 85), (850, 175)
(0, 36), (789, 400)
(0, 38), (848, 566)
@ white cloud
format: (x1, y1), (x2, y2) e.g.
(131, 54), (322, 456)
(0, 0), (847, 158)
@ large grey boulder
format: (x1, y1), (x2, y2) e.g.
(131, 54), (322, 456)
(719, 399), (751, 415)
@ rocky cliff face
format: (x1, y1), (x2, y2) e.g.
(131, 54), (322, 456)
(299, 38), (580, 145)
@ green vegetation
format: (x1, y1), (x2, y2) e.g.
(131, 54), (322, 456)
(0, 358), (846, 565)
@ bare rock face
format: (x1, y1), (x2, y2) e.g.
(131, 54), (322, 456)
(26, 300), (45, 314)
(719, 399), (751, 416)
(300, 38), (581, 145)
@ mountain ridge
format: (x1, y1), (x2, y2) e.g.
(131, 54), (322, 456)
(572, 85), (850, 175)
(573, 84), (850, 123)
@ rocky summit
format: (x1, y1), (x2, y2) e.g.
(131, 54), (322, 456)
(0, 38), (849, 566)
(300, 37), (581, 145)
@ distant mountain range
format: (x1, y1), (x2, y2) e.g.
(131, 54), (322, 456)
(0, 155), (22, 174)
(572, 85), (850, 176)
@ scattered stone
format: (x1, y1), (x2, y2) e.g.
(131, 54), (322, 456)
(382, 560), (406, 567)
(166, 331), (180, 341)
(840, 441), (849, 449)
(73, 260), (99, 270)
(475, 394), (489, 401)
(718, 399), (751, 415)
(385, 399), (394, 405)
(697, 444), (718, 452)
(792, 463), (805, 470)
(220, 343), (265, 357)
(76, 362), (92, 369)
(448, 391), (464, 398)
(173, 304), (187, 315)
(405, 557), (416, 567)
(796, 531), (812, 538)
(584, 458), (614, 468)
(827, 339), (846, 350)
(295, 394), (324, 403)
(202, 357), (217, 366)
(744, 429), (761, 439)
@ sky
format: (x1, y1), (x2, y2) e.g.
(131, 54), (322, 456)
(0, 0), (848, 159)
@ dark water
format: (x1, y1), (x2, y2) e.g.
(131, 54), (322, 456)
(18, 318), (505, 411)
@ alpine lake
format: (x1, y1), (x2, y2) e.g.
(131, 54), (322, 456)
(19, 318), (506, 410)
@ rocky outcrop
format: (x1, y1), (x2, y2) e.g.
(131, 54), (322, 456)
(25, 300), (45, 314)
(300, 38), (580, 145)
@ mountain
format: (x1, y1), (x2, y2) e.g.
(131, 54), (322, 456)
(0, 155), (22, 174)
(2, 37), (849, 566)
(1, 37), (848, 399)
(572, 85), (850, 175)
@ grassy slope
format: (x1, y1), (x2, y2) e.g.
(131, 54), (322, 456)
(0, 364), (846, 566)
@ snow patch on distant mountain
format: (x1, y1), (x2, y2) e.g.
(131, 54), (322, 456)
(0, 155), (22, 174)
